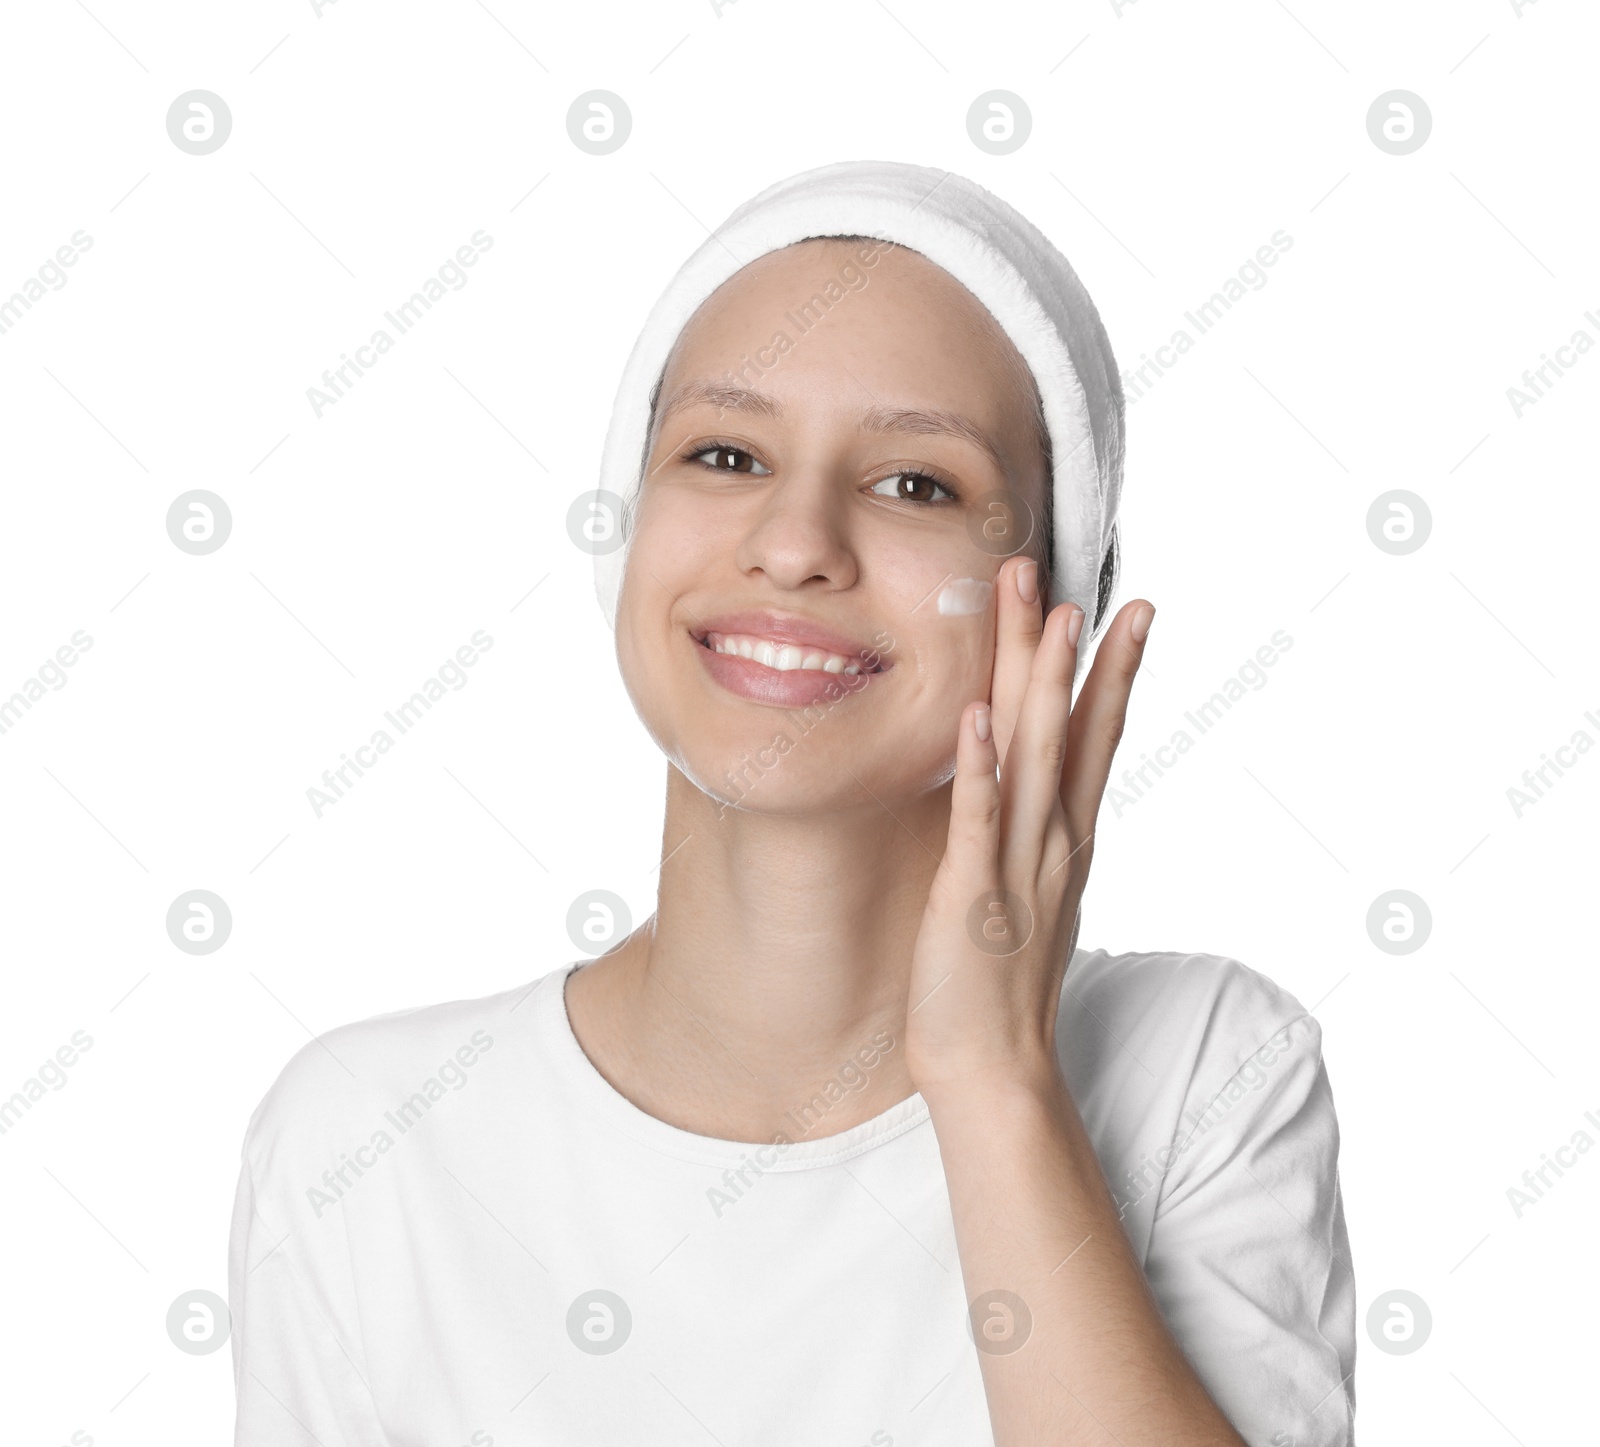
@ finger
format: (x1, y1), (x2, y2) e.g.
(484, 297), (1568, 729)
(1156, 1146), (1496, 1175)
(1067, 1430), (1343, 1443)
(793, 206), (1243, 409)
(944, 700), (1002, 888)
(999, 600), (1084, 866)
(989, 555), (1046, 769)
(1061, 599), (1154, 845)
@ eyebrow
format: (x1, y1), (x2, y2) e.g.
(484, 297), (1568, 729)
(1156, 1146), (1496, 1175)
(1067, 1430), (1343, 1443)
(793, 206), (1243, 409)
(658, 379), (1009, 474)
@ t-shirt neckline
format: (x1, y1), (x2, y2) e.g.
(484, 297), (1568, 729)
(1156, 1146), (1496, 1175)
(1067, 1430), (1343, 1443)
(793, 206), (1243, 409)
(534, 960), (932, 1171)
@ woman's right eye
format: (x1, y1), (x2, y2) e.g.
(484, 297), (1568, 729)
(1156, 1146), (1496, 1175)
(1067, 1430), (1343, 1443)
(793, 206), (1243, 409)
(686, 444), (771, 476)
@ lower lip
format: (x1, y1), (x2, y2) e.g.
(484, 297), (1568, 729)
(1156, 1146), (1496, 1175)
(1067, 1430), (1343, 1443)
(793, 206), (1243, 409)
(693, 636), (888, 708)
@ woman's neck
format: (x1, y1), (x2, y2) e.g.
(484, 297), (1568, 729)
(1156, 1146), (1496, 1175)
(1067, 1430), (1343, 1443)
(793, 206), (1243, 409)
(563, 762), (952, 1143)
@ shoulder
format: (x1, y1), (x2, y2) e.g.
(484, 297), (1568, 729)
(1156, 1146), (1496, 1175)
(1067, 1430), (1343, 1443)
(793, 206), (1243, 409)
(237, 977), (541, 1179)
(1060, 945), (1318, 1057)
(1062, 945), (1315, 1040)
(1066, 953), (1355, 1443)
(1055, 946), (1324, 1128)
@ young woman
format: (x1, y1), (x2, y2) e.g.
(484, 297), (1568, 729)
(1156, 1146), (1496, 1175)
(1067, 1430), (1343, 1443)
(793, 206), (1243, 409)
(230, 161), (1355, 1447)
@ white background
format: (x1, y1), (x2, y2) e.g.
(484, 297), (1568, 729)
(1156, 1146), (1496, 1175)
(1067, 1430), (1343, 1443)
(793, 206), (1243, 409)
(2, 0), (1595, 1442)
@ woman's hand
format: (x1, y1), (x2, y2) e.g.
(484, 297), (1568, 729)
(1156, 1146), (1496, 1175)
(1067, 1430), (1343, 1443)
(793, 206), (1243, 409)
(903, 555), (1155, 1100)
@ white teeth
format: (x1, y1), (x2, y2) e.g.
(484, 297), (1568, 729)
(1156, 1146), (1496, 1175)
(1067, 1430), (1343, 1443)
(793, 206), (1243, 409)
(707, 631), (868, 674)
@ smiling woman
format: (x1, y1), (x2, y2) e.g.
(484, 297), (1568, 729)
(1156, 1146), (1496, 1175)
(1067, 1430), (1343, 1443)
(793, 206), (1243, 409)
(229, 160), (1356, 1447)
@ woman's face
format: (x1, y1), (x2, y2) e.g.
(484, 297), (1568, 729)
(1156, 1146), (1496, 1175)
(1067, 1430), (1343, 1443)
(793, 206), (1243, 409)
(615, 237), (1050, 815)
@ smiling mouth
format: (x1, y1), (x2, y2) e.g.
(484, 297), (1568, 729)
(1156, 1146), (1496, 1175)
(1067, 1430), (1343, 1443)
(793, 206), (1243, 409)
(693, 630), (886, 675)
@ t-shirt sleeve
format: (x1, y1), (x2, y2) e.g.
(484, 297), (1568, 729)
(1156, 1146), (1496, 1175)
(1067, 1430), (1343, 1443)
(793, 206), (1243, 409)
(228, 1135), (391, 1446)
(1141, 1009), (1357, 1447)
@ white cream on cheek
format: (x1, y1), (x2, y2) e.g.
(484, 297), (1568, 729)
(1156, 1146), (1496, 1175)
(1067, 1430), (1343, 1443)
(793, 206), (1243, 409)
(937, 576), (993, 616)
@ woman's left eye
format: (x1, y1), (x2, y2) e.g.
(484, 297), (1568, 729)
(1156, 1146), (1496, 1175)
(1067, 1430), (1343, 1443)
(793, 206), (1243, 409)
(869, 472), (959, 504)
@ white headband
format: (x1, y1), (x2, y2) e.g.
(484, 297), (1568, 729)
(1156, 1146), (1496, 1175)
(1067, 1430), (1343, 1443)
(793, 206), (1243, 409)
(591, 158), (1125, 667)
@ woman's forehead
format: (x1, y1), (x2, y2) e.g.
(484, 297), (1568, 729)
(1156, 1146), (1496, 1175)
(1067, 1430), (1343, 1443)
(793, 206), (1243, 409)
(678, 237), (983, 338)
(663, 240), (1041, 420)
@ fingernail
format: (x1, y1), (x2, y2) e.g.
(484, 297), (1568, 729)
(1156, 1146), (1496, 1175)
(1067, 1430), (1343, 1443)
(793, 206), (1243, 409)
(1016, 559), (1039, 604)
(1066, 606), (1085, 647)
(1131, 605), (1155, 643)
(974, 704), (992, 742)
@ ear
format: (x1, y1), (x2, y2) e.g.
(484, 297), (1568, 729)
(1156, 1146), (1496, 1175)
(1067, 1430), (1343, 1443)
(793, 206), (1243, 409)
(1089, 526), (1120, 642)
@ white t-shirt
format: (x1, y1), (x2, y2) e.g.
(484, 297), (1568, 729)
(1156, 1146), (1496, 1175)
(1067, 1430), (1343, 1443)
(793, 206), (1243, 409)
(228, 949), (1357, 1447)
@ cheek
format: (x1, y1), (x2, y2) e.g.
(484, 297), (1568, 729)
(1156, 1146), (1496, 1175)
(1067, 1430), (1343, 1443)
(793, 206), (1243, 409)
(628, 485), (717, 583)
(615, 490), (718, 657)
(612, 511), (690, 742)
(870, 538), (1001, 700)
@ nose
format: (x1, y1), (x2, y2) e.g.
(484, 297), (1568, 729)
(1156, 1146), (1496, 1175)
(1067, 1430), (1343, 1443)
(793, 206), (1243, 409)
(732, 460), (859, 594)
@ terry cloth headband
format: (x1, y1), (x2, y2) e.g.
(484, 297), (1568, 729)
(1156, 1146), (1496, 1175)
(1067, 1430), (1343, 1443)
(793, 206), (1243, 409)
(590, 158), (1125, 672)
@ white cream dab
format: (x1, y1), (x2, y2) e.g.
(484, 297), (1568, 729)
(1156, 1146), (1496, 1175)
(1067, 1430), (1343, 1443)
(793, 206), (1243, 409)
(937, 577), (993, 616)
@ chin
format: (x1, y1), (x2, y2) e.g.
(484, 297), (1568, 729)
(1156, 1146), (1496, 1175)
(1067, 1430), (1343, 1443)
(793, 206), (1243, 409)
(677, 722), (954, 822)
